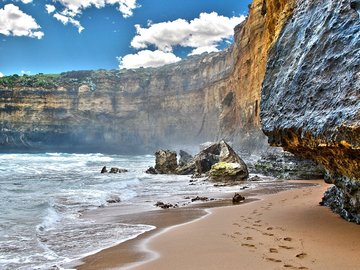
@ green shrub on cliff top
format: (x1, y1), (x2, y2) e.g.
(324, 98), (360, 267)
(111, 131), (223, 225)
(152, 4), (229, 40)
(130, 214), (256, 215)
(0, 73), (60, 88)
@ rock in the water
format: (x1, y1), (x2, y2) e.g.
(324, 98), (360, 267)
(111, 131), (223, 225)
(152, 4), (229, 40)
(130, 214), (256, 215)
(191, 196), (209, 202)
(154, 150), (178, 174)
(145, 166), (158, 174)
(101, 166), (107, 173)
(248, 175), (262, 182)
(233, 193), (245, 203)
(178, 150), (193, 167)
(106, 195), (121, 204)
(109, 167), (128, 173)
(154, 201), (178, 209)
(209, 162), (248, 182)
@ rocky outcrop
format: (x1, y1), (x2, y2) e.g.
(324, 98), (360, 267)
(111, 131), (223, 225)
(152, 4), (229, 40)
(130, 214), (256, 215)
(253, 148), (325, 180)
(154, 150), (178, 174)
(209, 162), (248, 182)
(260, 0), (360, 221)
(193, 140), (249, 178)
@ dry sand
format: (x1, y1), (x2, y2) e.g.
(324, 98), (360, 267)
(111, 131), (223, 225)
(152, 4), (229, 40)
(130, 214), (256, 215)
(76, 180), (360, 270)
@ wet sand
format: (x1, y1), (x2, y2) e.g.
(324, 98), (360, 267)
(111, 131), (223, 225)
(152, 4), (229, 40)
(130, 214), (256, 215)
(74, 180), (360, 270)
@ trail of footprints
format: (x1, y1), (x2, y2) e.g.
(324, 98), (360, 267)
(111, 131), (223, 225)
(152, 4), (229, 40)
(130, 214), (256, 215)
(227, 201), (311, 270)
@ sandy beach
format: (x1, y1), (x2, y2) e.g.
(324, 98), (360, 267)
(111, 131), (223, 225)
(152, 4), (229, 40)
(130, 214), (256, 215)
(76, 180), (360, 270)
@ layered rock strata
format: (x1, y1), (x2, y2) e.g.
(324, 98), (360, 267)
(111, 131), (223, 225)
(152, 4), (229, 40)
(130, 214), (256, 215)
(260, 0), (360, 222)
(0, 0), (296, 155)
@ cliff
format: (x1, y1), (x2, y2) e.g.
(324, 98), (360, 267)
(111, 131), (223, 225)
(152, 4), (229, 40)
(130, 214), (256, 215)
(0, 0), (295, 154)
(0, 52), (234, 153)
(260, 0), (360, 222)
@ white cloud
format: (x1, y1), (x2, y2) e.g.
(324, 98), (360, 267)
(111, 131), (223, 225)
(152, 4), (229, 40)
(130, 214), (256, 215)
(0, 72), (4, 77)
(21, 0), (33, 4)
(49, 0), (139, 32)
(118, 50), (181, 69)
(54, 12), (84, 33)
(130, 12), (245, 55)
(189, 46), (219, 56)
(45, 4), (56, 14)
(0, 4), (44, 39)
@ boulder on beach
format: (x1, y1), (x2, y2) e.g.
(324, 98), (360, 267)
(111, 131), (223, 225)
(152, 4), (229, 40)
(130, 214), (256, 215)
(193, 140), (248, 179)
(209, 162), (248, 182)
(178, 150), (193, 167)
(154, 150), (178, 174)
(232, 193), (245, 204)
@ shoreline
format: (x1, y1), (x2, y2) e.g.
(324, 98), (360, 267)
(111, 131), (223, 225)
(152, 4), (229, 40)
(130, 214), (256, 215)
(70, 180), (326, 270)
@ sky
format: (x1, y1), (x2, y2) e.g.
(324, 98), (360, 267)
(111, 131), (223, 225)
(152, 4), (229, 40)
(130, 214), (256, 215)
(0, 0), (252, 76)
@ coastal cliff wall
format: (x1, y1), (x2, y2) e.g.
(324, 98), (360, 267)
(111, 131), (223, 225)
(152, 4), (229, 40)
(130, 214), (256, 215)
(260, 0), (360, 222)
(0, 0), (296, 154)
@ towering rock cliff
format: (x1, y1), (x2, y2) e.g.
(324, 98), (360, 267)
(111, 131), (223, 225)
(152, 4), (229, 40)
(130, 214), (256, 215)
(260, 0), (360, 222)
(0, 0), (296, 154)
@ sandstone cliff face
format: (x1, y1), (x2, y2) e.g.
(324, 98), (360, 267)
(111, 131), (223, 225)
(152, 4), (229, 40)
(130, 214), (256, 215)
(220, 0), (295, 149)
(0, 0), (296, 154)
(260, 0), (360, 222)
(0, 51), (234, 153)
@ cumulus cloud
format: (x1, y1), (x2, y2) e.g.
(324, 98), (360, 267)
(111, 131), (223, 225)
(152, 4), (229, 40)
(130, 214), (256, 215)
(0, 4), (44, 39)
(48, 0), (139, 32)
(130, 12), (245, 55)
(54, 12), (84, 33)
(0, 72), (4, 77)
(117, 12), (244, 69)
(45, 4), (56, 14)
(21, 0), (33, 4)
(118, 50), (181, 69)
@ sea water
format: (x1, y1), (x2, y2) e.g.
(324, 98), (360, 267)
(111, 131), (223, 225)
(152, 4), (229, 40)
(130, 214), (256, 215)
(0, 153), (248, 270)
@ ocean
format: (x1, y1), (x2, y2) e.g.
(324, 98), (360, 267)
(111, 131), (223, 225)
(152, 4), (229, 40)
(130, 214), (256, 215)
(0, 153), (247, 270)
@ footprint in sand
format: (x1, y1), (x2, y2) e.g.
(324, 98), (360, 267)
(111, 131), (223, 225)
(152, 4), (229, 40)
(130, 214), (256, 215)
(244, 236), (253, 240)
(253, 224), (262, 227)
(255, 220), (262, 223)
(232, 222), (241, 227)
(266, 227), (273, 231)
(234, 232), (242, 236)
(269, 248), (278, 253)
(263, 232), (274, 236)
(279, 245), (294, 250)
(265, 257), (282, 263)
(296, 252), (307, 259)
(297, 266), (309, 269)
(283, 237), (292, 241)
(242, 243), (256, 248)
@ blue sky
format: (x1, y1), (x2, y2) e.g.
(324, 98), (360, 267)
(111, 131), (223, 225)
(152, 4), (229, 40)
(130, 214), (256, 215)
(0, 0), (252, 76)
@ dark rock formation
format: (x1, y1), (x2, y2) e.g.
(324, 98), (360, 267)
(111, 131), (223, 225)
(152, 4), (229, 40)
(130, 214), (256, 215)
(106, 195), (121, 204)
(261, 0), (360, 221)
(154, 201), (178, 209)
(154, 150), (178, 174)
(101, 166), (107, 173)
(178, 150), (193, 167)
(109, 167), (128, 173)
(254, 149), (325, 180)
(145, 167), (158, 174)
(232, 193), (245, 204)
(321, 173), (360, 224)
(191, 196), (209, 202)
